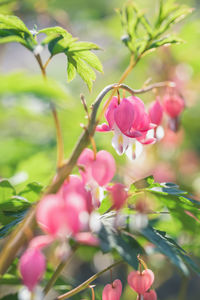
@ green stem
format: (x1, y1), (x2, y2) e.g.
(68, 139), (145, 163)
(43, 245), (78, 296)
(57, 260), (123, 300)
(51, 103), (65, 168)
(35, 54), (46, 79)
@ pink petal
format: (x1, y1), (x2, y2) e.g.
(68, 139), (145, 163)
(163, 94), (185, 118)
(61, 175), (92, 213)
(149, 99), (163, 126)
(29, 235), (54, 250)
(114, 98), (135, 133)
(105, 96), (119, 129)
(107, 183), (128, 210)
(128, 269), (154, 294)
(75, 232), (99, 246)
(92, 150), (116, 186)
(102, 279), (122, 300)
(19, 248), (46, 291)
(77, 148), (94, 184)
(96, 123), (111, 132)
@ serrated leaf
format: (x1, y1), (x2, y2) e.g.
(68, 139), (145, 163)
(140, 225), (189, 275)
(0, 14), (30, 34)
(74, 51), (103, 73)
(39, 26), (76, 55)
(67, 54), (96, 91)
(0, 15), (37, 51)
(99, 221), (143, 269)
(67, 59), (76, 83)
(68, 41), (100, 52)
(157, 6), (193, 36)
(148, 36), (183, 50)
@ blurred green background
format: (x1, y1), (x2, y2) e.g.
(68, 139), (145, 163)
(0, 0), (200, 299)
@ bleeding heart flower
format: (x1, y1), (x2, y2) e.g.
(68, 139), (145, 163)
(19, 248), (46, 291)
(78, 148), (116, 207)
(97, 96), (156, 158)
(128, 269), (154, 295)
(149, 99), (163, 126)
(163, 94), (184, 118)
(60, 175), (93, 213)
(107, 183), (128, 210)
(102, 279), (122, 300)
(137, 290), (157, 300)
(36, 194), (82, 238)
(75, 232), (99, 246)
(78, 149), (116, 186)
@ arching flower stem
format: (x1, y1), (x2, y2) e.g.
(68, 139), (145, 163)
(57, 260), (123, 300)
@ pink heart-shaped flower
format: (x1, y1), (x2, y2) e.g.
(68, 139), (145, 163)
(102, 279), (122, 300)
(128, 269), (154, 294)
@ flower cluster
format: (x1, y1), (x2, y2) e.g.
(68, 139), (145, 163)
(102, 262), (157, 300)
(18, 89), (183, 298)
(19, 149), (129, 293)
(97, 92), (184, 159)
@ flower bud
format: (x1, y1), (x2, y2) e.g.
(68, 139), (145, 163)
(19, 248), (46, 291)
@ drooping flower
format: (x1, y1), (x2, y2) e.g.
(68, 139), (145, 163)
(137, 289), (157, 300)
(19, 248), (46, 291)
(102, 279), (122, 300)
(60, 175), (93, 213)
(163, 93), (185, 132)
(107, 183), (128, 210)
(36, 193), (86, 238)
(97, 96), (156, 158)
(163, 94), (184, 118)
(78, 148), (116, 207)
(128, 269), (154, 295)
(149, 99), (163, 126)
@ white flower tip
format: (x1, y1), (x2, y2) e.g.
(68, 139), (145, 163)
(33, 45), (43, 56)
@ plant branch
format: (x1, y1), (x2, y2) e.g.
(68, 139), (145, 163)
(57, 260), (123, 300)
(35, 54), (46, 79)
(97, 54), (136, 123)
(43, 245), (78, 296)
(51, 103), (65, 168)
(44, 55), (53, 70)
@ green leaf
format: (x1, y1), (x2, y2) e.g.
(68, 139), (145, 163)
(0, 14), (30, 34)
(67, 54), (96, 91)
(0, 179), (16, 204)
(99, 218), (143, 269)
(18, 182), (43, 203)
(140, 225), (190, 274)
(0, 209), (28, 238)
(0, 72), (68, 104)
(75, 51), (103, 73)
(148, 35), (183, 50)
(67, 59), (77, 83)
(39, 26), (102, 89)
(39, 26), (76, 55)
(98, 196), (112, 214)
(0, 14), (37, 51)
(68, 41), (100, 52)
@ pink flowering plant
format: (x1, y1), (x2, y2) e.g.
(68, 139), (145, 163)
(0, 1), (199, 299)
